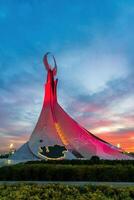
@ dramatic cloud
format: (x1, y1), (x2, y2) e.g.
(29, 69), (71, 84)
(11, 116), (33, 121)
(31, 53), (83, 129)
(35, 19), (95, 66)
(0, 0), (134, 152)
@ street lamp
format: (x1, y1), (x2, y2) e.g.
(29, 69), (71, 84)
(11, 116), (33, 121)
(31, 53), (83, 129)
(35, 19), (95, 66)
(9, 143), (15, 154)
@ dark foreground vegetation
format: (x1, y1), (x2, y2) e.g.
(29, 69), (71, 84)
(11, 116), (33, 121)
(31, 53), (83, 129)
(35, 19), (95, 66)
(26, 158), (134, 165)
(0, 160), (134, 181)
(0, 184), (134, 200)
(0, 153), (10, 159)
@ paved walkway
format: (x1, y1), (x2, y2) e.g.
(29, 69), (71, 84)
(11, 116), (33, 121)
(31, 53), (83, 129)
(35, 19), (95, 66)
(0, 181), (134, 186)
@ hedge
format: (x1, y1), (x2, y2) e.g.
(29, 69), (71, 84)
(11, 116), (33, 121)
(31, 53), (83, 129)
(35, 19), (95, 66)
(0, 163), (134, 181)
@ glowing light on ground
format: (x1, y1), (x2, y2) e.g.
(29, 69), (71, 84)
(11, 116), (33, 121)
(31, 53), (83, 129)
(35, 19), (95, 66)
(9, 143), (14, 149)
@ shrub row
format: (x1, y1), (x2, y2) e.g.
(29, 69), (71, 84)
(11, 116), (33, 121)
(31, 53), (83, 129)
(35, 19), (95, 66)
(26, 158), (134, 165)
(0, 184), (134, 200)
(0, 163), (134, 181)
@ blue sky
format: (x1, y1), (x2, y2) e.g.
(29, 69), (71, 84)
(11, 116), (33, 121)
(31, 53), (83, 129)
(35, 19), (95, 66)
(0, 0), (134, 152)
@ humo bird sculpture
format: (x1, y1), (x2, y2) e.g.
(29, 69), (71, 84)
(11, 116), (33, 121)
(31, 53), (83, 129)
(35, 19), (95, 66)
(11, 53), (133, 160)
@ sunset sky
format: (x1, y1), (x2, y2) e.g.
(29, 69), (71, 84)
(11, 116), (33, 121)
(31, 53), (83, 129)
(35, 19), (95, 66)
(0, 0), (134, 153)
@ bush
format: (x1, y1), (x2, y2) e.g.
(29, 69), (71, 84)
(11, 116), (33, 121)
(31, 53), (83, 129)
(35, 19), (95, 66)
(26, 159), (134, 165)
(0, 162), (134, 181)
(90, 156), (100, 162)
(0, 184), (133, 200)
